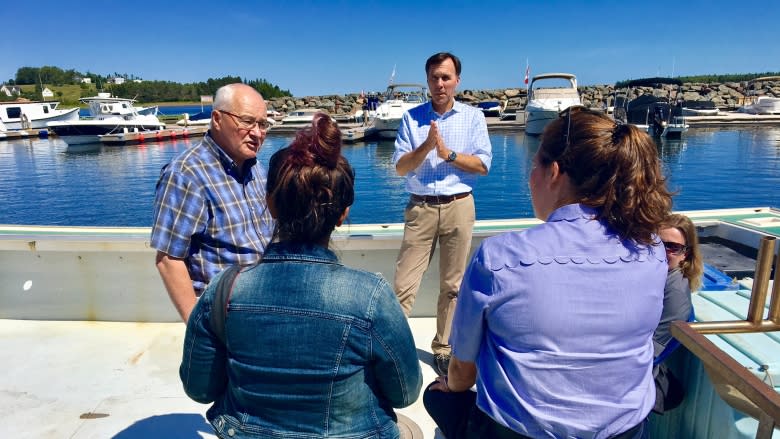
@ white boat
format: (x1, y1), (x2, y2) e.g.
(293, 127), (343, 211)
(738, 76), (780, 115)
(176, 111), (211, 127)
(280, 108), (324, 126)
(681, 100), (720, 116)
(0, 100), (79, 130)
(47, 93), (165, 145)
(0, 207), (779, 438)
(524, 73), (581, 136)
(372, 83), (428, 139)
(739, 96), (780, 115)
(614, 78), (689, 139)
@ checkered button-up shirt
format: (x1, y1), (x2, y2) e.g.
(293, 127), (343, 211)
(151, 133), (274, 294)
(392, 101), (492, 196)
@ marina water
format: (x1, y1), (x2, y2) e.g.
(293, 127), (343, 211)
(1, 126), (779, 227)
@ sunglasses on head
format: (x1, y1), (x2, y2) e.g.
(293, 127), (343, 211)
(558, 105), (609, 149)
(663, 241), (688, 255)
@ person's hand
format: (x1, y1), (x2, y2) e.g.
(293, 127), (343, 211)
(428, 120), (450, 160)
(422, 120), (440, 153)
(428, 375), (451, 392)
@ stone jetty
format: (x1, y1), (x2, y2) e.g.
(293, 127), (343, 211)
(263, 79), (780, 118)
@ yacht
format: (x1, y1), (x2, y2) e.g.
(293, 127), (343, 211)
(524, 73), (581, 136)
(737, 76), (780, 115)
(47, 93), (164, 145)
(372, 83), (428, 139)
(0, 100), (79, 130)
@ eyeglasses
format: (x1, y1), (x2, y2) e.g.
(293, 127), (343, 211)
(663, 241), (688, 255)
(558, 105), (608, 149)
(218, 110), (272, 132)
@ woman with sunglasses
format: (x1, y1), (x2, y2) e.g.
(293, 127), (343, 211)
(652, 214), (702, 412)
(424, 106), (672, 438)
(180, 113), (422, 439)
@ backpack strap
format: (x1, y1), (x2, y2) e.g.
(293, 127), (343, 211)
(209, 264), (242, 345)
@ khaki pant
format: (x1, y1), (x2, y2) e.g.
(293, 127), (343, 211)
(394, 194), (475, 355)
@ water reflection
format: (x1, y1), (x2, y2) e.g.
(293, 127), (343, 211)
(1, 126), (779, 227)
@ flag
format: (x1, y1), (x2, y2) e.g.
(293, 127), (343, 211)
(360, 89), (365, 99)
(389, 64), (396, 85)
(524, 61), (530, 85)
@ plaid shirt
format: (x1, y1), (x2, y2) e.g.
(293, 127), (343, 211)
(151, 133), (274, 294)
(392, 101), (492, 195)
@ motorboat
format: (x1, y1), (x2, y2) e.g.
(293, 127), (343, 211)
(47, 94), (165, 145)
(0, 100), (79, 130)
(176, 111), (211, 127)
(474, 101), (503, 117)
(738, 76), (780, 115)
(280, 108), (324, 126)
(0, 206), (779, 438)
(613, 77), (689, 139)
(681, 100), (720, 116)
(524, 73), (581, 136)
(372, 83), (428, 139)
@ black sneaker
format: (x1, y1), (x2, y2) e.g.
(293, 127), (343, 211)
(434, 353), (451, 376)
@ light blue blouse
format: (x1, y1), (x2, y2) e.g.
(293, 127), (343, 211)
(451, 203), (667, 439)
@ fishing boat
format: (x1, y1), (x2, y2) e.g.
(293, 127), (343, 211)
(524, 73), (581, 136)
(46, 94), (165, 145)
(372, 83), (428, 139)
(614, 77), (689, 139)
(0, 100), (79, 130)
(1, 207), (778, 438)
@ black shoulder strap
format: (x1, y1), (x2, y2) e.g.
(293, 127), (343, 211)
(210, 264), (241, 345)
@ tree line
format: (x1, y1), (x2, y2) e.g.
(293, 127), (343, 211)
(6, 66), (292, 101)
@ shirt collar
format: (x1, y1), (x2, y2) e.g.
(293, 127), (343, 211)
(262, 241), (340, 264)
(202, 131), (257, 179)
(547, 203), (600, 222)
(427, 100), (463, 118)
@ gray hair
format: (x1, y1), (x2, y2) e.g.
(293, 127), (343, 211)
(213, 84), (240, 112)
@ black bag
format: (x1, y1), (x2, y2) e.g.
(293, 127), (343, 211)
(653, 362), (685, 414)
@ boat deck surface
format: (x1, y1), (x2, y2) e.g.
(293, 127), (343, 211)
(1, 317), (444, 439)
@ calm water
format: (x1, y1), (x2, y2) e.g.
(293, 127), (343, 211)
(1, 126), (779, 227)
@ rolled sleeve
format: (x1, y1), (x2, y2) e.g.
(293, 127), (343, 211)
(470, 112), (492, 171)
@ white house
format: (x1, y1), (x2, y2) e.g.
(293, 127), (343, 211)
(109, 77), (125, 85)
(42, 87), (54, 99)
(0, 84), (22, 97)
(81, 77), (92, 84)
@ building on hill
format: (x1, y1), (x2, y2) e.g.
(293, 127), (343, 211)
(1, 84), (21, 97)
(42, 87), (54, 100)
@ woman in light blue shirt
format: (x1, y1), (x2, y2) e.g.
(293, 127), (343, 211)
(424, 107), (673, 439)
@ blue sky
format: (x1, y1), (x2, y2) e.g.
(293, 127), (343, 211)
(3, 0), (778, 96)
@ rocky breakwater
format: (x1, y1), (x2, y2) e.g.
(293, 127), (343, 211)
(264, 80), (779, 118)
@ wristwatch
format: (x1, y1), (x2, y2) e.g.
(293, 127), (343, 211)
(446, 150), (457, 162)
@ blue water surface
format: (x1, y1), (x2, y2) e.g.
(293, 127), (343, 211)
(0, 126), (778, 227)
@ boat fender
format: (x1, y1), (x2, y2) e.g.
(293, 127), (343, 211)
(137, 133), (144, 143)
(183, 129), (189, 138)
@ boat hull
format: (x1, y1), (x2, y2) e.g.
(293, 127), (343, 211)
(48, 121), (166, 145)
(373, 116), (401, 138)
(524, 108), (559, 135)
(2, 107), (79, 130)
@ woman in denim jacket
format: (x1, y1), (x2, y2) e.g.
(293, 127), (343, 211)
(180, 112), (423, 438)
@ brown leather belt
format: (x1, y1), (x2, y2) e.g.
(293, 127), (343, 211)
(411, 191), (472, 205)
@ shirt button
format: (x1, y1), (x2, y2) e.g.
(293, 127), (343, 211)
(227, 427), (235, 436)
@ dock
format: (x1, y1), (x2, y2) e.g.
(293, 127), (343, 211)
(99, 126), (208, 145)
(0, 129), (49, 140)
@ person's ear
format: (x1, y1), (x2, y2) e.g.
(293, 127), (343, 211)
(336, 207), (350, 227)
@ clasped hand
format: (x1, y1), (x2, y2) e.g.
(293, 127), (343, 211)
(425, 121), (450, 160)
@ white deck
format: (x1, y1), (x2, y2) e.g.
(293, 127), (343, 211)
(0, 317), (443, 438)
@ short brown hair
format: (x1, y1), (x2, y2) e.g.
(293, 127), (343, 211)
(425, 52), (461, 76)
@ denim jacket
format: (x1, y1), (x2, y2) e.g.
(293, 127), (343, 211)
(181, 242), (422, 438)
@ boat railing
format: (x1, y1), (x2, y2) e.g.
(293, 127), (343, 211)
(671, 235), (780, 438)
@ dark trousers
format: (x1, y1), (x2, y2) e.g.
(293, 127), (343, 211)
(423, 383), (647, 439)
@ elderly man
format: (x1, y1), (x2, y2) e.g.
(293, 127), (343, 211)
(392, 52), (493, 376)
(151, 83), (274, 322)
